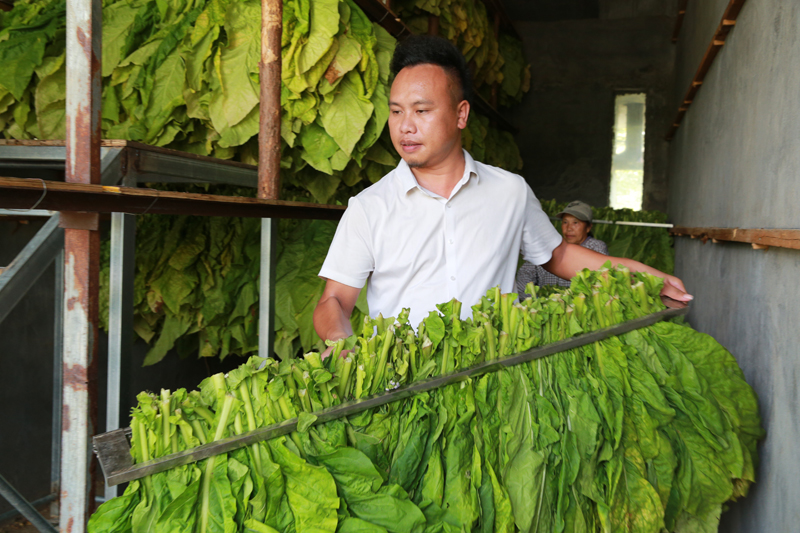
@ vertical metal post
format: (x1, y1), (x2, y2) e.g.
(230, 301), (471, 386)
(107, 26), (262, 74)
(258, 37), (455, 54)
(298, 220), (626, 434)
(50, 250), (64, 521)
(104, 213), (134, 501)
(258, 219), (277, 357)
(61, 0), (102, 526)
(257, 0), (282, 358)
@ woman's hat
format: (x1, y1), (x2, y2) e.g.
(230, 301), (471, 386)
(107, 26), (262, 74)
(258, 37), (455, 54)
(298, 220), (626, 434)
(557, 201), (593, 223)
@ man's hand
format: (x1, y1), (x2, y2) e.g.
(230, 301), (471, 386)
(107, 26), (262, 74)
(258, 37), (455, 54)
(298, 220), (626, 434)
(659, 274), (692, 308)
(542, 240), (693, 303)
(314, 279), (362, 359)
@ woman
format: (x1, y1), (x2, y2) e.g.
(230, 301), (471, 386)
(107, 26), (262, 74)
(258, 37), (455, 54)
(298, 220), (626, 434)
(515, 200), (608, 296)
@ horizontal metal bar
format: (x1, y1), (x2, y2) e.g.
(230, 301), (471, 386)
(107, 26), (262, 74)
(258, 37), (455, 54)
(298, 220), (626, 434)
(97, 304), (688, 486)
(548, 215), (673, 228)
(0, 475), (57, 533)
(0, 215), (63, 325)
(593, 220), (674, 229)
(133, 149), (257, 188)
(0, 209), (56, 217)
(0, 146), (119, 164)
(0, 177), (345, 221)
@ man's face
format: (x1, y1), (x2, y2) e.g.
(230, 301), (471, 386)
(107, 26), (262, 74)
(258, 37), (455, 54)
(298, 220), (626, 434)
(388, 64), (469, 169)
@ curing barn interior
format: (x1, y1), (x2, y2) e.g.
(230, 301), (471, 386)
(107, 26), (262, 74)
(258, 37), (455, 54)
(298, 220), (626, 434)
(0, 0), (796, 532)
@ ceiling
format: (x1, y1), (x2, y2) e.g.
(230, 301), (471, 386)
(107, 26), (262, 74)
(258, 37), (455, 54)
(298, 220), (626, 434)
(502, 0), (600, 21)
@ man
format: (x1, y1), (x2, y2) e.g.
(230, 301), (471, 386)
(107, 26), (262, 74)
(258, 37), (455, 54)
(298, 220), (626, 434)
(314, 36), (691, 349)
(516, 200), (608, 295)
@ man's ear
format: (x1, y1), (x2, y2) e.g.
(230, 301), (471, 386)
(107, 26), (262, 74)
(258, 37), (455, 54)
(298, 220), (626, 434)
(457, 100), (470, 130)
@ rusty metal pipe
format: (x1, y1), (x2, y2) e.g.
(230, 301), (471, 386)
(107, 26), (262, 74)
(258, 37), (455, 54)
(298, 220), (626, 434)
(61, 0), (102, 527)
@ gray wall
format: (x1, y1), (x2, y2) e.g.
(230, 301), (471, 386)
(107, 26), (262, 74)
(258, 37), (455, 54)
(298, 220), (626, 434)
(511, 14), (675, 210)
(599, 0), (677, 19)
(668, 2), (800, 532)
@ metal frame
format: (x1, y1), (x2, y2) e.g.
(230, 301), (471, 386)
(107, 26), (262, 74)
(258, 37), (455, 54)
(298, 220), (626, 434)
(0, 96), (284, 533)
(2, 0), (279, 522)
(0, 475), (57, 533)
(0, 147), (273, 525)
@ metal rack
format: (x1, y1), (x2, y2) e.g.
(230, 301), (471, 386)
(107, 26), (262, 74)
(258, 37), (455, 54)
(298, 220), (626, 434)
(0, 139), (347, 525)
(0, 0), (285, 525)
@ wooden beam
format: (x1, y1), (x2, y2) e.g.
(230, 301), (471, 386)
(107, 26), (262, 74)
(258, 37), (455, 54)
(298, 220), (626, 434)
(672, 0), (689, 43)
(350, 0), (411, 38)
(0, 177), (346, 220)
(479, 0), (521, 41)
(666, 0), (747, 141)
(671, 226), (800, 250)
(259, 0), (282, 201)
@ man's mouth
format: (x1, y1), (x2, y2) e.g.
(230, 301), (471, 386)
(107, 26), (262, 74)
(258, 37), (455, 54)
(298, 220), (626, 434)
(400, 141), (422, 153)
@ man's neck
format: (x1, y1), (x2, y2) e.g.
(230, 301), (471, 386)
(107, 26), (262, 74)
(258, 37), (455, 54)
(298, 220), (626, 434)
(410, 148), (467, 199)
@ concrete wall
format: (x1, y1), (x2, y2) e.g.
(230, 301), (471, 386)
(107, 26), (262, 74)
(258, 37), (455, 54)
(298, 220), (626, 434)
(511, 15), (675, 210)
(599, 0), (677, 19)
(668, 2), (800, 532)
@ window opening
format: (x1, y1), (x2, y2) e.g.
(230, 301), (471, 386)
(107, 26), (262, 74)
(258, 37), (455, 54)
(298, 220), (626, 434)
(609, 93), (646, 210)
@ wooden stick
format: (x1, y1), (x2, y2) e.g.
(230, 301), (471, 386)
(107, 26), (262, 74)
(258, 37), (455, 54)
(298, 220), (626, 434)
(259, 0), (283, 200)
(671, 226), (800, 251)
(666, 0), (748, 141)
(0, 177), (345, 220)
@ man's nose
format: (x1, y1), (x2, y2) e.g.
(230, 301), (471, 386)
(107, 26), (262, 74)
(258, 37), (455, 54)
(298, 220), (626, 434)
(399, 114), (416, 134)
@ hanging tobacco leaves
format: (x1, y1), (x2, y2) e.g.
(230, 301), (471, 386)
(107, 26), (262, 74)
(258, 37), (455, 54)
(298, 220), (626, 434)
(89, 265), (764, 533)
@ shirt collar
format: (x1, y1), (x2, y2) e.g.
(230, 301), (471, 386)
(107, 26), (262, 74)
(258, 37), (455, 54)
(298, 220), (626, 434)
(396, 149), (479, 195)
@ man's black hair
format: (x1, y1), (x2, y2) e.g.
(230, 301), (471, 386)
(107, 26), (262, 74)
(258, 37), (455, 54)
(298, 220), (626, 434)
(390, 35), (472, 104)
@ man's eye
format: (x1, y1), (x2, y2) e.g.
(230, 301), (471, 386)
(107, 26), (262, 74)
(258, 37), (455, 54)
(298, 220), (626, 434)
(417, 109), (428, 114)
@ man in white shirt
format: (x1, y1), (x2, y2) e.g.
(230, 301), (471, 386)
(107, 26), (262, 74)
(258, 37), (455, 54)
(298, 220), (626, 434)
(314, 35), (691, 349)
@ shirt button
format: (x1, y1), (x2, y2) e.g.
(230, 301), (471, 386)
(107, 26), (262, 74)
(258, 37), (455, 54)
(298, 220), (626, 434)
(450, 276), (455, 281)
(449, 239), (454, 244)
(447, 204), (452, 209)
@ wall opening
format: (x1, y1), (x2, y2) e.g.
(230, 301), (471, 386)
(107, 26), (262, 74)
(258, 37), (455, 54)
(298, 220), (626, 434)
(609, 93), (646, 210)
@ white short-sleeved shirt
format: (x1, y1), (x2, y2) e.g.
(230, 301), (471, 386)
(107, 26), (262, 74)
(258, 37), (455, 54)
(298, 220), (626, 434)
(319, 150), (562, 328)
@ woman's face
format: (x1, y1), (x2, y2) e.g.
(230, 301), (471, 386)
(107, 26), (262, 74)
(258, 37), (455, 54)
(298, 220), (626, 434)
(561, 214), (591, 245)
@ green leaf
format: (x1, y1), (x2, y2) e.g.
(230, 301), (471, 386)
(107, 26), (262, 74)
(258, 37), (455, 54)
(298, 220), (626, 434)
(321, 33), (362, 87)
(0, 31), (47, 99)
(299, 122), (339, 174)
(269, 438), (340, 533)
(319, 70), (373, 156)
(102, 2), (142, 76)
(144, 50), (186, 142)
(297, 412), (318, 433)
(35, 62), (65, 139)
(217, 0), (260, 127)
(296, 0), (339, 74)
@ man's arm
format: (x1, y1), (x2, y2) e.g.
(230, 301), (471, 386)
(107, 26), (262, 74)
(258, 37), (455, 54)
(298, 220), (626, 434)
(313, 279), (362, 344)
(542, 240), (693, 302)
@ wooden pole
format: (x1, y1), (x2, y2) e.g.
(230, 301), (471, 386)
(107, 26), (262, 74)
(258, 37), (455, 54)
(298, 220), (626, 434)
(258, 0), (283, 201)
(428, 15), (439, 36)
(490, 12), (500, 109)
